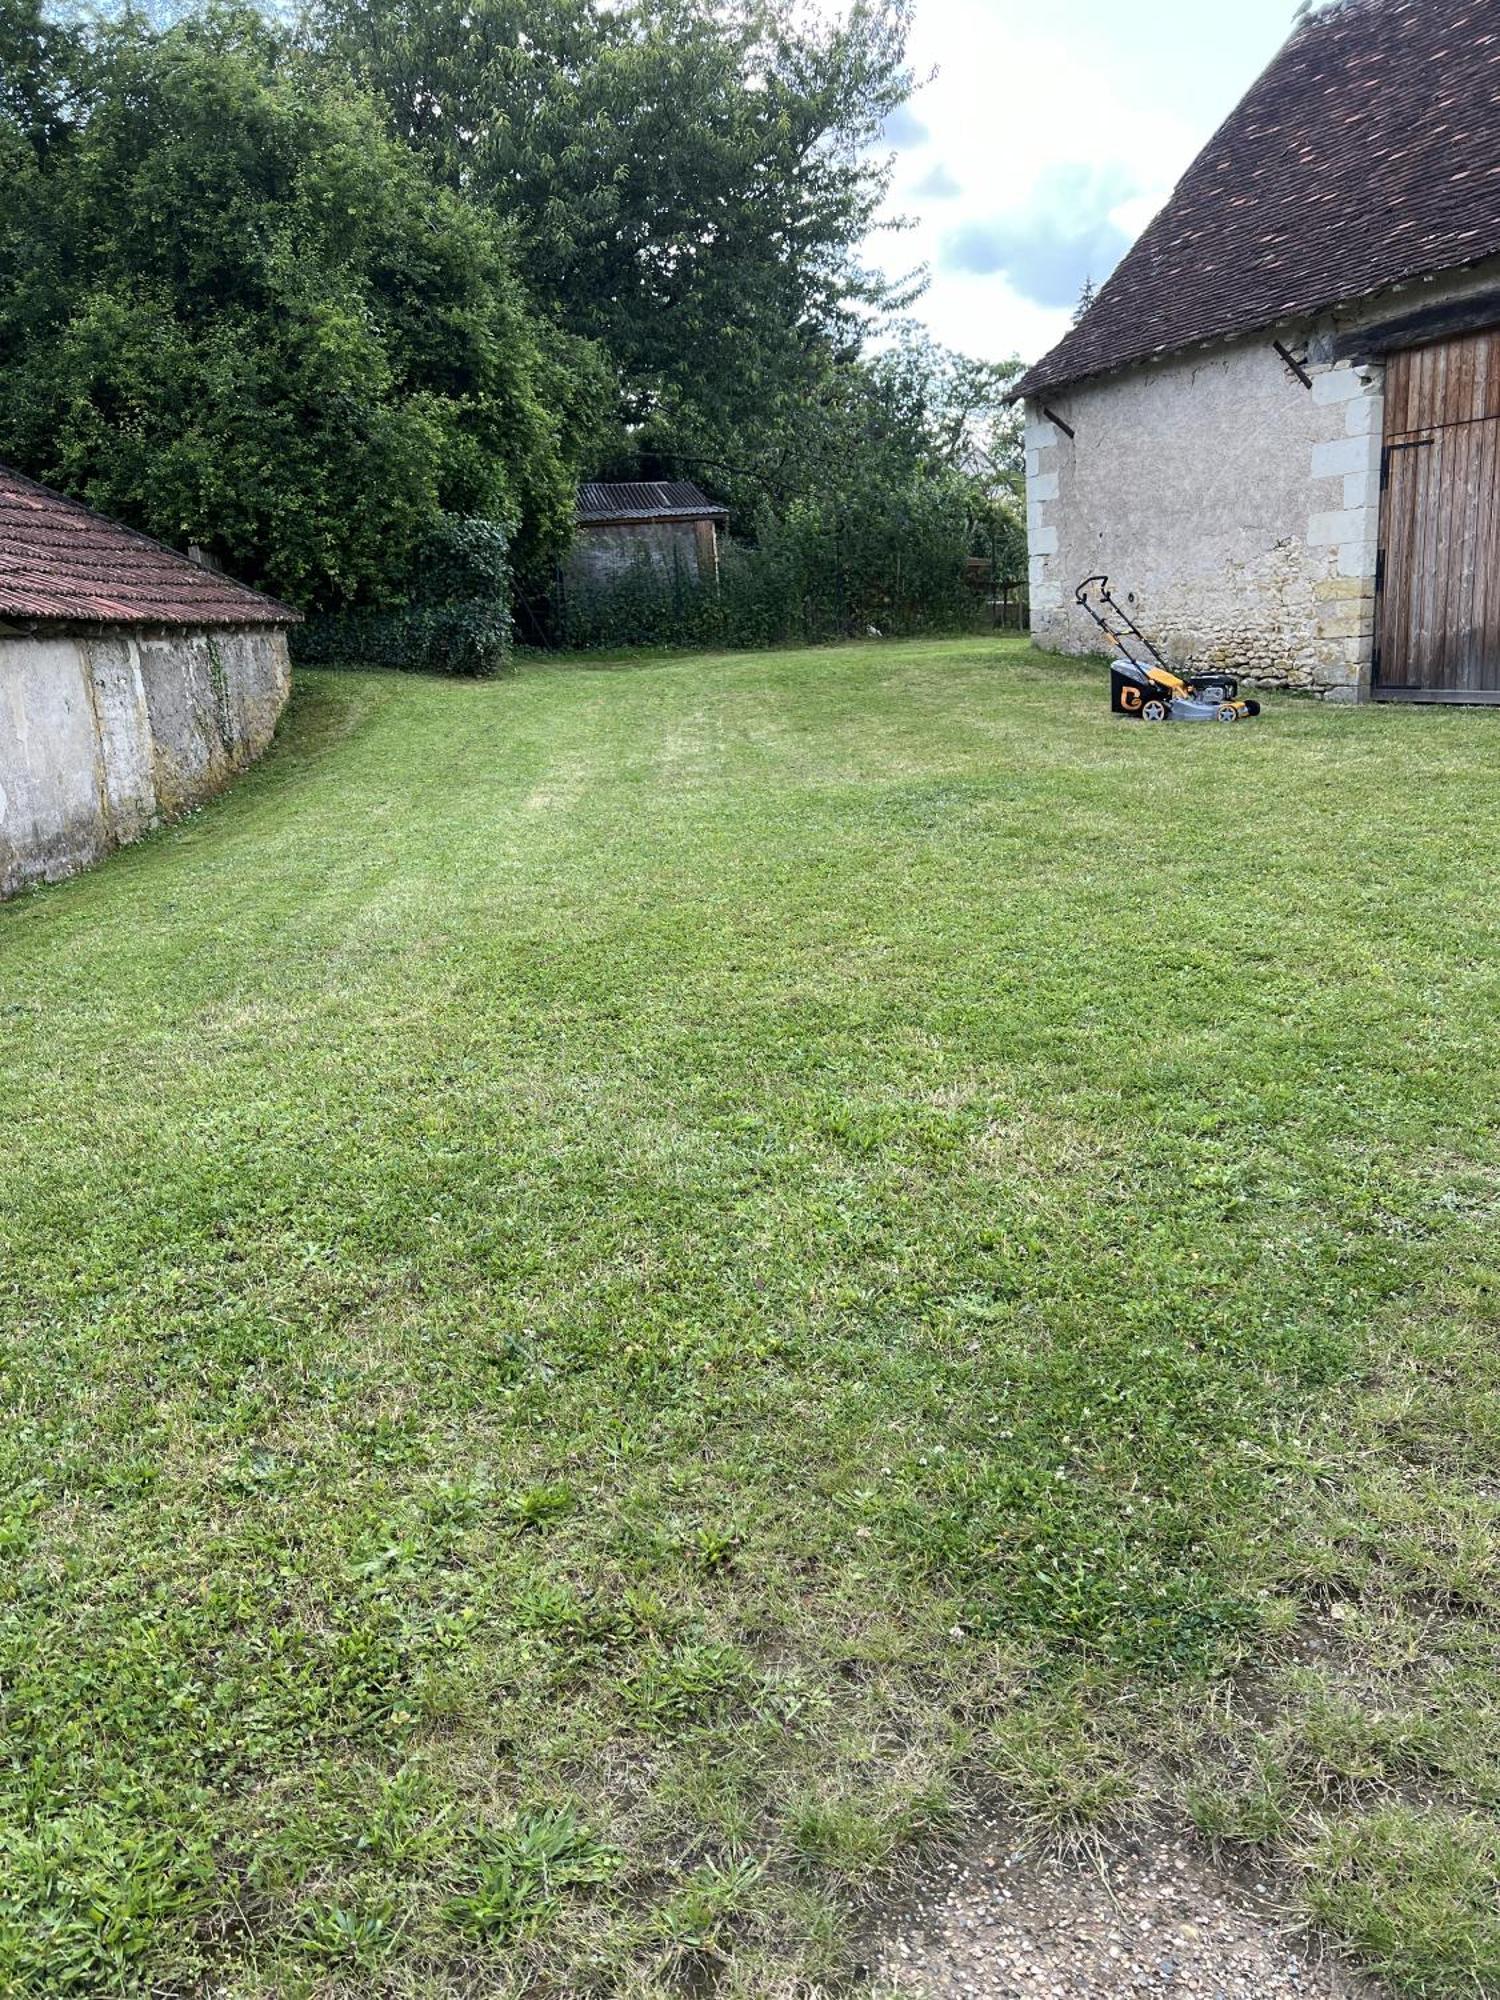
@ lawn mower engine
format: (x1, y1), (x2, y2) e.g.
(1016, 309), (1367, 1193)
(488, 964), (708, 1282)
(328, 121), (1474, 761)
(1078, 576), (1261, 723)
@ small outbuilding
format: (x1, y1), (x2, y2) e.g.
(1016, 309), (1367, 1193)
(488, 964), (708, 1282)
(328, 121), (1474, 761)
(0, 464), (297, 898)
(1018, 0), (1500, 704)
(566, 481), (728, 594)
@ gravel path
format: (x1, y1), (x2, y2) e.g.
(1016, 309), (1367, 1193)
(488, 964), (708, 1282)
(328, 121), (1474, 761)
(868, 1828), (1378, 1999)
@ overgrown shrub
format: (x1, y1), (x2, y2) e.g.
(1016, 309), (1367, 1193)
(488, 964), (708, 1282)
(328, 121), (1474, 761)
(293, 517), (512, 675)
(557, 489), (978, 653)
(0, 8), (596, 611)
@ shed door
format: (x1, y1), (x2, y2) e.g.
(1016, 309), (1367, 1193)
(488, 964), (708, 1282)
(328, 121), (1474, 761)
(1376, 330), (1500, 701)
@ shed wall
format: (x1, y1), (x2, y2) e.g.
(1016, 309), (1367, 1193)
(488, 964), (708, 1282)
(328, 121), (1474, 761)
(0, 625), (290, 898)
(565, 520), (714, 592)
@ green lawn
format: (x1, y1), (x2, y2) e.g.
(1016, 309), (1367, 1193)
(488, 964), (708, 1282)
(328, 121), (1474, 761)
(2, 638), (1498, 1997)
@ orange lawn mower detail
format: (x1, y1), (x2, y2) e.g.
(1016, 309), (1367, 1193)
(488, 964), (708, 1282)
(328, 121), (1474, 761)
(1074, 576), (1261, 723)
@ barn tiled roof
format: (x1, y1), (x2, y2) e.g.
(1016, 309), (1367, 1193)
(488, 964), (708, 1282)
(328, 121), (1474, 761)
(1015, 0), (1500, 401)
(0, 464), (298, 628)
(576, 480), (728, 525)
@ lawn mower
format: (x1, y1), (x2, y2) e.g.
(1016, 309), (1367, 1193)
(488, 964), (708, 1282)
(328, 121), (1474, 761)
(1075, 576), (1261, 722)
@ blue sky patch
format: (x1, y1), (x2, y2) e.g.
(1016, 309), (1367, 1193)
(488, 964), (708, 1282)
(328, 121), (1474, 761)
(940, 163), (1136, 309)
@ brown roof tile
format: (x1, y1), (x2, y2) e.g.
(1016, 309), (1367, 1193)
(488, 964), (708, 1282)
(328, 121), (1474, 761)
(0, 465), (298, 627)
(1015, 0), (1500, 400)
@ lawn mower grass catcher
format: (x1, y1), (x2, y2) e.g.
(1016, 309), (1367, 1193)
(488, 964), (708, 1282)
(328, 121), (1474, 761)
(1075, 576), (1261, 723)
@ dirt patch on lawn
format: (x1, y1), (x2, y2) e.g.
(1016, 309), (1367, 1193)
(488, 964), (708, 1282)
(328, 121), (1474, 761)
(865, 1825), (1381, 1999)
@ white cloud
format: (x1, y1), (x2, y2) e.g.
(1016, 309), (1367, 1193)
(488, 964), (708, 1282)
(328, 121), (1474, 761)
(860, 0), (1294, 364)
(911, 162), (963, 199)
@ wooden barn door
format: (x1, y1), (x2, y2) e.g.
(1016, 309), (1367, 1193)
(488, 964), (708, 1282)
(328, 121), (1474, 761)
(1376, 330), (1500, 701)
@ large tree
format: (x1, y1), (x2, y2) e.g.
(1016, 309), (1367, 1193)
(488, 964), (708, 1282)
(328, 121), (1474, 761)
(311, 0), (917, 460)
(0, 1), (607, 607)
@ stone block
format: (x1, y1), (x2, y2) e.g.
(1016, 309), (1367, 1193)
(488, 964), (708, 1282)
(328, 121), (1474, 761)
(1345, 393), (1385, 437)
(1308, 506), (1376, 547)
(1317, 611), (1368, 643)
(1030, 524), (1059, 557)
(1312, 433), (1382, 479)
(1311, 366), (1366, 406)
(1030, 471), (1060, 503)
(1024, 418), (1060, 451)
(1343, 470), (1379, 511)
(1338, 539), (1379, 579)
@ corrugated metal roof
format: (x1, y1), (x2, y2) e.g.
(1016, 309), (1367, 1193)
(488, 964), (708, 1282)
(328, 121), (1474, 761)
(1015, 0), (1500, 401)
(576, 480), (728, 525)
(0, 465), (299, 628)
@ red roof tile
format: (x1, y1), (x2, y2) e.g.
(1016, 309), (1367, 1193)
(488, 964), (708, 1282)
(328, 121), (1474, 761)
(1016, 0), (1500, 400)
(0, 465), (298, 627)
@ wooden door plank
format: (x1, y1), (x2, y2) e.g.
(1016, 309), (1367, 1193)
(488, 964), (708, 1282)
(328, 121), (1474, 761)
(1424, 433), (1445, 684)
(1452, 424), (1480, 688)
(1463, 424), (1488, 690)
(1395, 448), (1424, 686)
(1388, 350), (1411, 436)
(1477, 331), (1498, 420)
(1404, 434), (1432, 683)
(1467, 417), (1500, 690)
(1479, 414), (1500, 680)
(1433, 424), (1460, 687)
(1378, 441), (1424, 686)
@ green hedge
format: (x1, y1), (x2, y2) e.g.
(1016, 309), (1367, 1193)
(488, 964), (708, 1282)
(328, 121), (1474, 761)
(555, 493), (977, 652)
(293, 517), (513, 676)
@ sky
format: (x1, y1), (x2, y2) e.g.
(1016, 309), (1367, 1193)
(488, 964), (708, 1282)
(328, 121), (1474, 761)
(871, 0), (1310, 366)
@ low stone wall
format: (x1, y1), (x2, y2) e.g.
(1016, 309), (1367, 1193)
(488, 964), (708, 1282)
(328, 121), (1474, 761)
(0, 624), (290, 898)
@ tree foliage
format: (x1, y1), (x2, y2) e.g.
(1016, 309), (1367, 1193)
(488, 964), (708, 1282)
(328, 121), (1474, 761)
(0, 0), (1026, 645)
(312, 0), (916, 455)
(0, 1), (605, 609)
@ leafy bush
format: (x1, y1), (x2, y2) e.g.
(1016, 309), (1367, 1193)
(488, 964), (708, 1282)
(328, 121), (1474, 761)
(0, 8), (596, 611)
(557, 485), (978, 653)
(293, 517), (512, 676)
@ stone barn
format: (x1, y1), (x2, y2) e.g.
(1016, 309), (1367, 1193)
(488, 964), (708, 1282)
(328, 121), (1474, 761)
(566, 482), (728, 593)
(1018, 0), (1500, 704)
(0, 464), (297, 898)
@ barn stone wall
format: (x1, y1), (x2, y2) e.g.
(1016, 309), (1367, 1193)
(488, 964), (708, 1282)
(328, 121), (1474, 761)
(1025, 342), (1383, 700)
(1026, 258), (1500, 700)
(0, 624), (290, 899)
